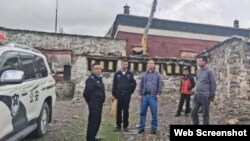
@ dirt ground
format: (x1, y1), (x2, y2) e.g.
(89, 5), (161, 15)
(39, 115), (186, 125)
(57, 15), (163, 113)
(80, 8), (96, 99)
(22, 92), (228, 141)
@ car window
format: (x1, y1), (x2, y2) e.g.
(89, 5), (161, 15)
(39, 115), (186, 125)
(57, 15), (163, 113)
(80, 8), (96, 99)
(0, 52), (20, 77)
(35, 56), (48, 78)
(20, 53), (38, 80)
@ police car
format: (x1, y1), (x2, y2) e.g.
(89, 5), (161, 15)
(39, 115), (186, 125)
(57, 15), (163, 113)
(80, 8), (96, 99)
(0, 43), (56, 141)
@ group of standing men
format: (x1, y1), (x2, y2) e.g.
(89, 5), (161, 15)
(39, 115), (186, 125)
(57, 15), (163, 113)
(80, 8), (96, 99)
(174, 56), (217, 126)
(83, 56), (217, 141)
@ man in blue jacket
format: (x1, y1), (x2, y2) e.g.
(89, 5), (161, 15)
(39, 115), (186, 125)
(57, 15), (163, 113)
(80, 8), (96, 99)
(138, 59), (163, 134)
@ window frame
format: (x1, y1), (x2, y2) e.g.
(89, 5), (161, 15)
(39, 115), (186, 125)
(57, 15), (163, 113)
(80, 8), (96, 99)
(0, 51), (21, 72)
(0, 51), (50, 86)
(0, 51), (21, 86)
(34, 55), (49, 78)
(19, 52), (40, 81)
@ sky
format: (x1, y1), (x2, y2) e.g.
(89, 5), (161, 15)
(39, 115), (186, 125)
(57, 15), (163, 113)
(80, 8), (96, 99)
(0, 0), (250, 36)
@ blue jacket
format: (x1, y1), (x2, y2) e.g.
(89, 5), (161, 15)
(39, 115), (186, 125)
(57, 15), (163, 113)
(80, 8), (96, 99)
(139, 71), (163, 96)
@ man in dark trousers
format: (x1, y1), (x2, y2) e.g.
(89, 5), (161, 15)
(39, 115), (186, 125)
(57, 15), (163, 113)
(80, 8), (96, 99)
(175, 68), (195, 117)
(112, 60), (136, 132)
(191, 56), (217, 125)
(83, 63), (105, 141)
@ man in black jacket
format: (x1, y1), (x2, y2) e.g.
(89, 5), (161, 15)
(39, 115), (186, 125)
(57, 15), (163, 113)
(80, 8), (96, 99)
(112, 60), (136, 132)
(83, 63), (105, 141)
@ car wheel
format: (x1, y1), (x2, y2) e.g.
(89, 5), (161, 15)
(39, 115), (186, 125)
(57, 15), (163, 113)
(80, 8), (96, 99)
(33, 102), (49, 137)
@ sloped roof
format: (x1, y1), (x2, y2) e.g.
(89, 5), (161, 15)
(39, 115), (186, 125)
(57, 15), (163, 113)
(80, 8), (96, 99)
(197, 36), (246, 57)
(110, 14), (250, 38)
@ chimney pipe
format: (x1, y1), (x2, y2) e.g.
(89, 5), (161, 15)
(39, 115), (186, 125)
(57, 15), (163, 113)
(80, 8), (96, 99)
(124, 4), (130, 14)
(234, 19), (239, 28)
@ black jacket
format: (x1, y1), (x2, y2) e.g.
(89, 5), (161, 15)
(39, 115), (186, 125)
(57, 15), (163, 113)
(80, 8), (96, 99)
(83, 74), (105, 104)
(112, 70), (136, 98)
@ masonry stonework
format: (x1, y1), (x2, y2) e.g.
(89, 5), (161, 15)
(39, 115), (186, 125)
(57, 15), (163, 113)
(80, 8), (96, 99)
(200, 37), (250, 123)
(0, 27), (197, 101)
(0, 27), (126, 99)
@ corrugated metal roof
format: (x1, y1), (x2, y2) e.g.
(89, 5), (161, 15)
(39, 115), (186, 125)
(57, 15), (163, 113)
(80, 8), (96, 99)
(112, 14), (250, 38)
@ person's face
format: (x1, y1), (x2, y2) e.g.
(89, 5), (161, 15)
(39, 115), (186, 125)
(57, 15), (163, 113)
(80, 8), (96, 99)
(92, 65), (102, 76)
(183, 70), (189, 75)
(197, 58), (206, 68)
(121, 61), (128, 70)
(147, 60), (155, 70)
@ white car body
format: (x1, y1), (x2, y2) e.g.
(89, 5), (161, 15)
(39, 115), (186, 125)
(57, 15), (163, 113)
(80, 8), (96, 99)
(0, 44), (56, 141)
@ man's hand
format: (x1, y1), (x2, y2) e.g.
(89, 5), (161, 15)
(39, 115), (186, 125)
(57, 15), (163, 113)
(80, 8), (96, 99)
(139, 96), (142, 100)
(111, 96), (116, 101)
(156, 95), (161, 100)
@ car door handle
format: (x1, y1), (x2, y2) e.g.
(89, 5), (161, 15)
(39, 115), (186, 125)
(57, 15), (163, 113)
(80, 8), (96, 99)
(41, 87), (46, 91)
(22, 92), (28, 96)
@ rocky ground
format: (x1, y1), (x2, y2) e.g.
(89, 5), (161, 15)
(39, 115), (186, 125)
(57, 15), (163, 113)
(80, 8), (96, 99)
(22, 91), (247, 141)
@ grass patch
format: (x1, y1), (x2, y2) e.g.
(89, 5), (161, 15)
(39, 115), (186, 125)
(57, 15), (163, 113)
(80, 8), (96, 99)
(59, 116), (127, 141)
(99, 121), (127, 141)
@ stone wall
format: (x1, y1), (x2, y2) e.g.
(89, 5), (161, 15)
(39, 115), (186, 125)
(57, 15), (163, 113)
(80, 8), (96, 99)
(0, 27), (126, 99)
(200, 37), (250, 123)
(0, 27), (125, 56)
(0, 27), (196, 100)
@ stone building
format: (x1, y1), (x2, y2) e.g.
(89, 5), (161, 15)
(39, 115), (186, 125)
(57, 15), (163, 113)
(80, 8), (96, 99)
(198, 37), (250, 123)
(0, 27), (126, 99)
(0, 27), (197, 99)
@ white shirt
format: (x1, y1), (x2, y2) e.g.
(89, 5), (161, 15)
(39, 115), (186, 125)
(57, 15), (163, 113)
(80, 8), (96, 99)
(121, 69), (127, 75)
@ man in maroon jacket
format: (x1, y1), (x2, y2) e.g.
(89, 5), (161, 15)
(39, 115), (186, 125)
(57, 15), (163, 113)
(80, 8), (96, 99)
(175, 68), (195, 117)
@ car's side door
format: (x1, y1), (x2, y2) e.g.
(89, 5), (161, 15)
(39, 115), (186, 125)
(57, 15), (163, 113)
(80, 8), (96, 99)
(19, 52), (42, 122)
(32, 55), (50, 118)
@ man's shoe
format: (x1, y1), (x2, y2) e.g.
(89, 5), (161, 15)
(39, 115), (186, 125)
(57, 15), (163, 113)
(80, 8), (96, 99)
(114, 127), (121, 132)
(95, 136), (102, 140)
(138, 129), (145, 134)
(87, 138), (101, 141)
(123, 127), (129, 132)
(175, 113), (181, 117)
(188, 108), (192, 113)
(151, 129), (157, 134)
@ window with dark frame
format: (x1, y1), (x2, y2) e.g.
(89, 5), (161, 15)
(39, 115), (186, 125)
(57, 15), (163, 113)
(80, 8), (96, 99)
(20, 53), (37, 80)
(35, 56), (48, 78)
(63, 65), (71, 80)
(0, 52), (20, 77)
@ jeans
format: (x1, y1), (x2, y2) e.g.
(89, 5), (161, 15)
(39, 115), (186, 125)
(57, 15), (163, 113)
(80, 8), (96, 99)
(191, 94), (210, 125)
(139, 95), (158, 130)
